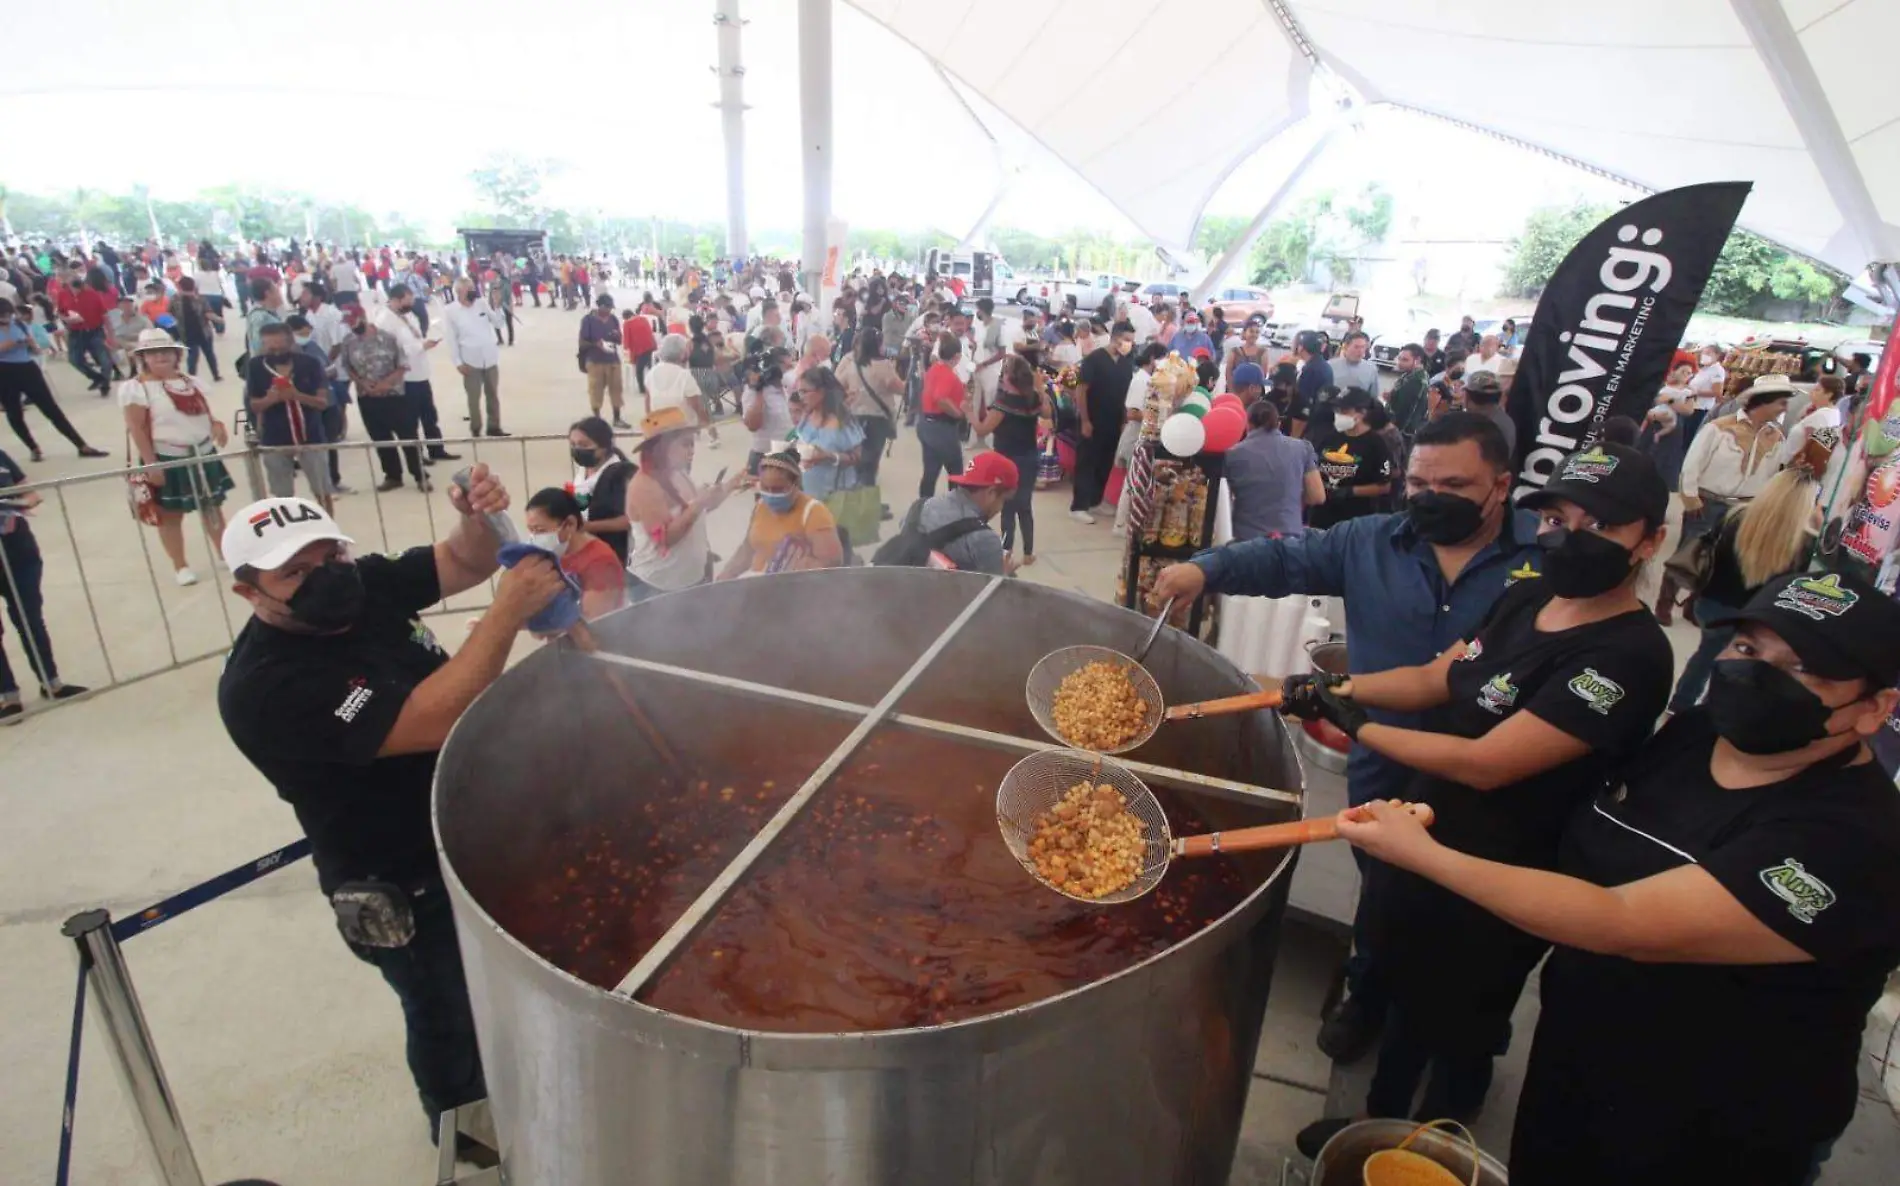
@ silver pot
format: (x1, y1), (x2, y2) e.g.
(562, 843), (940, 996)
(434, 569), (1306, 1185)
(1312, 1119), (1508, 1186)
(1295, 640), (1351, 776)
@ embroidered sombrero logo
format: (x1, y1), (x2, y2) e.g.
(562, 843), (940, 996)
(1774, 573), (1859, 622)
(1560, 447), (1619, 484)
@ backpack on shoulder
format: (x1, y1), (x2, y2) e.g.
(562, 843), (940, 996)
(871, 498), (985, 568)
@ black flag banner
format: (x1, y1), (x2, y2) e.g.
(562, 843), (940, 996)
(1506, 181), (1752, 498)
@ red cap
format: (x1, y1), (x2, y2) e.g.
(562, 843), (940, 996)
(948, 451), (1020, 492)
(1192, 347), (1213, 360)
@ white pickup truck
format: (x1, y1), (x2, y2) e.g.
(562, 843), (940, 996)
(1051, 272), (1143, 317)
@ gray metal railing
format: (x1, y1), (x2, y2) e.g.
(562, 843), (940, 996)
(0, 431), (638, 722)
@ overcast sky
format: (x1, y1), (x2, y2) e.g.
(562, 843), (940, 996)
(0, 1), (1627, 250)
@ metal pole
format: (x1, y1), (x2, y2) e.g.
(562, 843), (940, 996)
(714, 0), (749, 260)
(61, 910), (205, 1186)
(1189, 122), (1345, 304)
(797, 0), (832, 292)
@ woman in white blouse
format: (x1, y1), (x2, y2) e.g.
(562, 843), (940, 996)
(118, 329), (232, 585)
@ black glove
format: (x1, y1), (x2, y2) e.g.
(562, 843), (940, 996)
(1280, 672), (1349, 721)
(1314, 683), (1369, 740)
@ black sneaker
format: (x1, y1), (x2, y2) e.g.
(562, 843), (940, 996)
(485, 428), (511, 437)
(1295, 1117), (1354, 1160)
(454, 1133), (500, 1169)
(431, 450), (463, 461)
(0, 702), (22, 722)
(376, 478), (405, 493)
(1317, 994), (1382, 1064)
(44, 684), (90, 700)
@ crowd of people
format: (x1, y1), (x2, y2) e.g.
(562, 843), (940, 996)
(4, 230), (1898, 1184)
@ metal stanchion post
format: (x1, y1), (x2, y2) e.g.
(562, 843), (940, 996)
(60, 910), (205, 1186)
(236, 411), (266, 503)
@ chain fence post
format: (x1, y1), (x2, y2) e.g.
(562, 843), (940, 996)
(60, 910), (205, 1186)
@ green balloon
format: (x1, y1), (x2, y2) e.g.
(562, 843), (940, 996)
(1181, 400), (1209, 418)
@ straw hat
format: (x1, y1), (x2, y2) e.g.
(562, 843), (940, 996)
(1744, 373), (1796, 396)
(128, 328), (183, 355)
(639, 406), (701, 441)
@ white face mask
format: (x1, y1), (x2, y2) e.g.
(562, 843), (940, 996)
(1334, 413), (1357, 434)
(527, 530), (564, 555)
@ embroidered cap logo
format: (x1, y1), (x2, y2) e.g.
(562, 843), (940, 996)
(249, 502), (326, 538)
(1773, 573), (1860, 622)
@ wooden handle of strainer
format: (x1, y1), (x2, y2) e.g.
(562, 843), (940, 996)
(1164, 689), (1283, 721)
(1172, 801), (1434, 858)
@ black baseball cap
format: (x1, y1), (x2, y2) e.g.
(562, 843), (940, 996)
(1519, 441), (1667, 527)
(1706, 571), (1900, 686)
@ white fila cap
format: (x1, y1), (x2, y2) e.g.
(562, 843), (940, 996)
(221, 497), (355, 572)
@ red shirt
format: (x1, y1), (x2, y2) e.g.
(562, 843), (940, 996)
(59, 287), (112, 331)
(560, 536), (626, 611)
(622, 316), (657, 357)
(921, 361), (966, 417)
(575, 266), (591, 285)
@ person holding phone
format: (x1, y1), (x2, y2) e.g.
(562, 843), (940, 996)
(624, 407), (741, 598)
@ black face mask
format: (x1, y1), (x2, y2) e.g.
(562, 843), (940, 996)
(285, 560), (366, 631)
(1406, 490), (1488, 545)
(571, 445), (600, 467)
(1706, 659), (1853, 755)
(1536, 526), (1636, 599)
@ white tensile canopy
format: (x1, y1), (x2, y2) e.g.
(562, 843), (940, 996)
(6, 1), (1897, 282)
(848, 0), (1900, 279)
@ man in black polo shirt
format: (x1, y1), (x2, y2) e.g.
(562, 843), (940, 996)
(216, 471), (562, 1165)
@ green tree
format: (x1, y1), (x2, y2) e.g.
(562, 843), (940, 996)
(1702, 228), (1845, 314)
(468, 153), (558, 227)
(1193, 214), (1251, 262)
(1503, 203), (1848, 314)
(1498, 203), (1612, 299)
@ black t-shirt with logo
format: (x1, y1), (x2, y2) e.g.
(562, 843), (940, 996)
(1078, 346), (1133, 421)
(218, 548), (449, 895)
(1512, 711), (1900, 1179)
(1308, 428), (1392, 529)
(1366, 579), (1673, 1037)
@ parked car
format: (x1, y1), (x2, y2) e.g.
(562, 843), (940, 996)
(1262, 291), (1361, 355)
(1055, 272), (1144, 316)
(1203, 285), (1275, 326)
(1369, 311), (1435, 369)
(1133, 281), (1192, 306)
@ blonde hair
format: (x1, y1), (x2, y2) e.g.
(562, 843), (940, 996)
(1729, 468), (1817, 588)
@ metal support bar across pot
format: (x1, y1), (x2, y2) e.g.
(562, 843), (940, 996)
(611, 578), (1004, 997)
(579, 654), (1301, 810)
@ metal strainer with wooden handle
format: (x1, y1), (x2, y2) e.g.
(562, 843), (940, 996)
(1024, 599), (1173, 754)
(996, 749), (1434, 904)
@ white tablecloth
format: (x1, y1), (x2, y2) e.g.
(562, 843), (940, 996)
(1211, 480), (1335, 682)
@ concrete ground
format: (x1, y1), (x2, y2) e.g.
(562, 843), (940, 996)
(1, 292), (1895, 1184)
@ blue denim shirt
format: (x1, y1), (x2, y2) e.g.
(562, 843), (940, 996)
(1193, 507), (1544, 805)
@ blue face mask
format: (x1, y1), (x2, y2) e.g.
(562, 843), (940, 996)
(759, 491), (796, 513)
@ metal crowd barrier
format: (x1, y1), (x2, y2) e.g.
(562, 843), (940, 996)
(0, 430), (629, 723)
(55, 841), (497, 1186)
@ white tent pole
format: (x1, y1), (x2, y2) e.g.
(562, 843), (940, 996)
(1730, 0), (1887, 272)
(1189, 123), (1345, 304)
(714, 0), (749, 260)
(797, 0), (833, 291)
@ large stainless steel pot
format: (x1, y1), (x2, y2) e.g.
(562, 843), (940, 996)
(434, 569), (1305, 1186)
